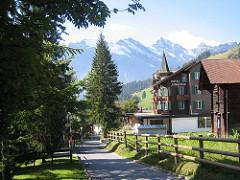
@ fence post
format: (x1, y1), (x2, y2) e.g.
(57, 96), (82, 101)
(51, 152), (53, 166)
(70, 148), (72, 163)
(238, 135), (240, 163)
(157, 136), (161, 160)
(174, 137), (178, 164)
(124, 131), (127, 148)
(199, 135), (204, 159)
(145, 136), (149, 156)
(135, 134), (138, 152)
(117, 132), (120, 142)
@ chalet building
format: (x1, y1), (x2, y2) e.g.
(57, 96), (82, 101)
(200, 59), (240, 137)
(148, 53), (211, 133)
(124, 55), (240, 136)
(123, 54), (211, 134)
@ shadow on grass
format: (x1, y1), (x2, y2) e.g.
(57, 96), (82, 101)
(106, 141), (240, 180)
(13, 158), (88, 180)
(106, 142), (121, 152)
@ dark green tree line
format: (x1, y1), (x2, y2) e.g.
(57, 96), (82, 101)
(0, 1), (144, 178)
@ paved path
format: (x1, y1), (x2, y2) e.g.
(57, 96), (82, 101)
(78, 136), (185, 180)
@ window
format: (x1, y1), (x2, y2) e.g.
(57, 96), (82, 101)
(159, 101), (163, 110)
(206, 118), (211, 128)
(168, 87), (171, 96)
(159, 87), (168, 96)
(198, 117), (205, 128)
(150, 120), (163, 125)
(164, 101), (168, 110)
(168, 101), (171, 110)
(198, 117), (211, 128)
(162, 88), (168, 96)
(178, 86), (185, 95)
(192, 85), (201, 95)
(181, 73), (188, 82)
(194, 72), (200, 80)
(178, 100), (185, 110)
(195, 100), (204, 110)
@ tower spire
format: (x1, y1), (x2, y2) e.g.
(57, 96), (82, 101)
(161, 51), (170, 72)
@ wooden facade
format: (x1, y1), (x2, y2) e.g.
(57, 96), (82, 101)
(153, 61), (211, 117)
(200, 59), (240, 137)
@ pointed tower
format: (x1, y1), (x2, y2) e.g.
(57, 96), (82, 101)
(161, 51), (170, 73)
(152, 51), (172, 114)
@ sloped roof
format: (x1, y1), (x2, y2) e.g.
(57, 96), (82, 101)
(158, 60), (198, 85)
(201, 59), (240, 84)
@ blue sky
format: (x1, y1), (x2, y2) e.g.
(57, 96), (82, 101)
(62, 0), (240, 49)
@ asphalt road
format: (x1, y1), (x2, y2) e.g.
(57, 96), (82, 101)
(78, 136), (185, 180)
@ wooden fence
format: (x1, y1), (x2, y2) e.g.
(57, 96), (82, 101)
(107, 131), (240, 171)
(15, 147), (72, 166)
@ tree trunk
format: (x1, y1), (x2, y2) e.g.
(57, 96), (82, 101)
(1, 138), (11, 180)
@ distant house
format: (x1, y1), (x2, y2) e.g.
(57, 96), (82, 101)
(124, 53), (212, 134)
(200, 59), (240, 137)
(150, 53), (212, 134)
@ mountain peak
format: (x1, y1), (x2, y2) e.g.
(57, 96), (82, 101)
(69, 37), (238, 83)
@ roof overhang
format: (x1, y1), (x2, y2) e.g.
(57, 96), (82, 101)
(125, 112), (210, 120)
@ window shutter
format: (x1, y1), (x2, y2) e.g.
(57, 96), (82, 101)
(202, 100), (204, 109)
(192, 86), (195, 94)
(191, 72), (195, 80)
(192, 101), (195, 110)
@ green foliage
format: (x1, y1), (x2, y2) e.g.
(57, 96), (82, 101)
(119, 79), (151, 101)
(195, 50), (211, 61)
(181, 50), (211, 68)
(0, 0), (144, 178)
(142, 90), (146, 99)
(231, 129), (240, 138)
(208, 46), (240, 59)
(85, 35), (122, 135)
(120, 98), (139, 113)
(133, 88), (153, 110)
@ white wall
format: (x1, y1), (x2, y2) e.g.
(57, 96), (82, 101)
(93, 124), (102, 135)
(172, 117), (210, 133)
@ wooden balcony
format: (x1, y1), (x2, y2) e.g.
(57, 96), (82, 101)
(157, 96), (169, 101)
(176, 95), (189, 101)
(156, 109), (169, 114)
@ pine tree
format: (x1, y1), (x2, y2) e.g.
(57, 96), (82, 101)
(142, 90), (146, 99)
(86, 34), (122, 135)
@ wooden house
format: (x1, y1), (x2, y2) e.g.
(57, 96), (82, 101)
(200, 59), (240, 137)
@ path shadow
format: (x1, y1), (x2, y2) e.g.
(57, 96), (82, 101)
(80, 158), (183, 180)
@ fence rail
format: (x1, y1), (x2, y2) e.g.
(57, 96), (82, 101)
(107, 131), (240, 171)
(15, 147), (72, 166)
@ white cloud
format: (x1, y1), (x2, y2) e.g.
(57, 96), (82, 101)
(164, 31), (220, 49)
(61, 21), (136, 45)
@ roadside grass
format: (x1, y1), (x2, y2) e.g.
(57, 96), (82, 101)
(106, 132), (240, 180)
(13, 156), (88, 180)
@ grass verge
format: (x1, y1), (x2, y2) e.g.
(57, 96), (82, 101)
(106, 141), (240, 180)
(12, 156), (88, 180)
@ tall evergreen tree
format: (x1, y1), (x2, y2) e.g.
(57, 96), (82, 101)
(86, 35), (122, 135)
(0, 1), (144, 178)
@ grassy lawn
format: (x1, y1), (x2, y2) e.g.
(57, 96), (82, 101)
(13, 156), (88, 180)
(106, 132), (240, 180)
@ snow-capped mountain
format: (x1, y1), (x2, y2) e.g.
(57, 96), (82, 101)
(191, 42), (238, 56)
(69, 38), (237, 83)
(152, 38), (193, 68)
